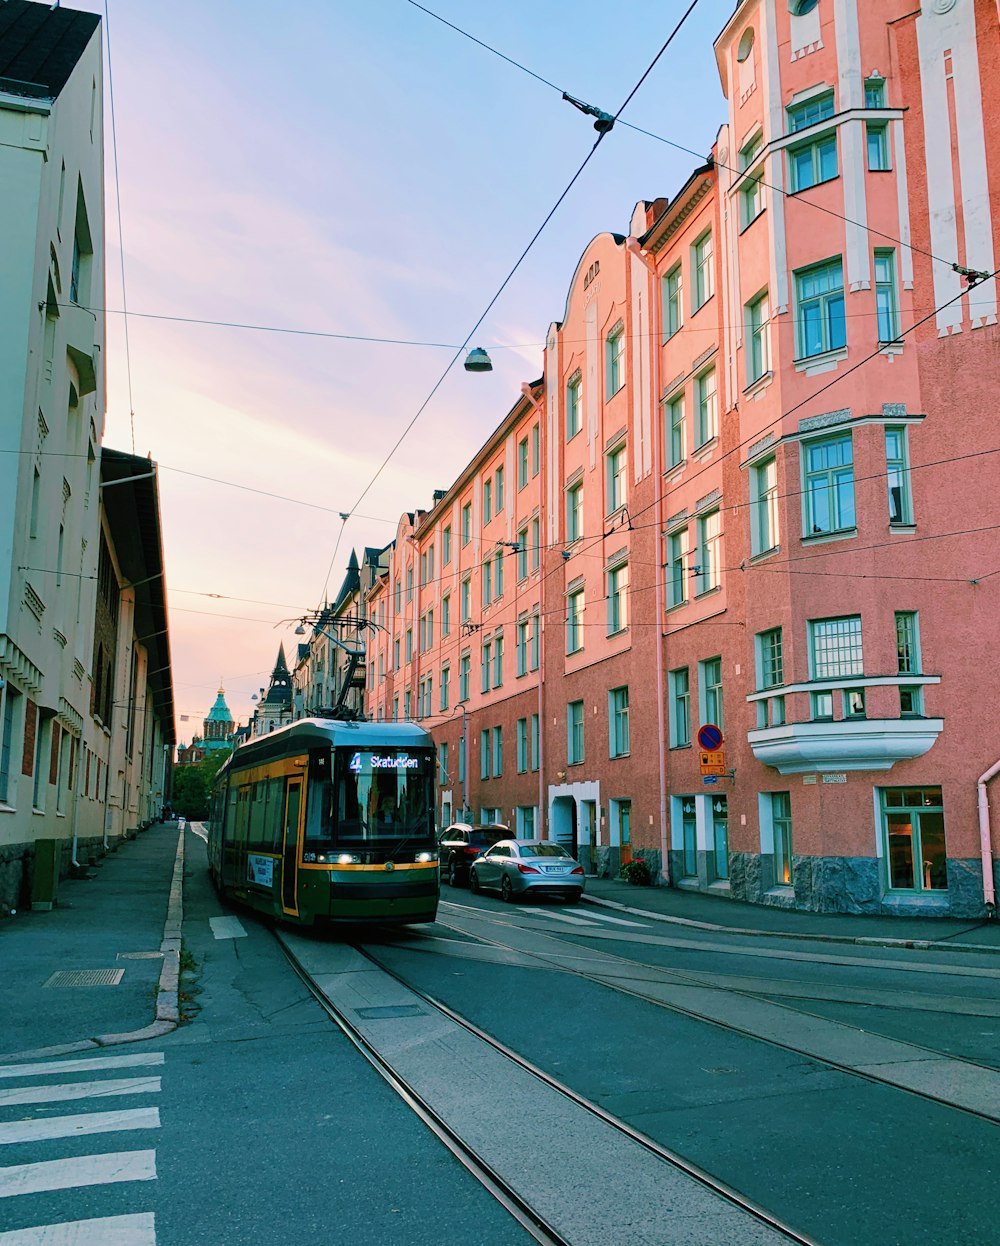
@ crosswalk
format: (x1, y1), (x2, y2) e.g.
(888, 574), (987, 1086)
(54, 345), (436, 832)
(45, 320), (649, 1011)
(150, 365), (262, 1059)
(0, 1052), (162, 1245)
(530, 906), (650, 929)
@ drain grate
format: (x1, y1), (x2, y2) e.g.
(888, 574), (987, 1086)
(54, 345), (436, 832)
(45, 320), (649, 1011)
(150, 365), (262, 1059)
(354, 1004), (425, 1020)
(44, 969), (125, 988)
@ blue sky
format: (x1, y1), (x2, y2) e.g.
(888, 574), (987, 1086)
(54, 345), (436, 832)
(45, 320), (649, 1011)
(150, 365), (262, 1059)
(80, 0), (736, 732)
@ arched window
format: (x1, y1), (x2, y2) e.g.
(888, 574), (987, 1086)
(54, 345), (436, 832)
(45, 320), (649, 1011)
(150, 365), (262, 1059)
(737, 27), (755, 62)
(790, 0), (819, 14)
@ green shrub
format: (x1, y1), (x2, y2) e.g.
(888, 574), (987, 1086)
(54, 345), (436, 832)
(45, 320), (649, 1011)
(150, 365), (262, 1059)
(619, 857), (652, 886)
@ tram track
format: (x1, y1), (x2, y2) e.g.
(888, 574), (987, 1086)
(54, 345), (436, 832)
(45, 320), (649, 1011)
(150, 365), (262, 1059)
(424, 908), (1000, 1130)
(274, 926), (821, 1246)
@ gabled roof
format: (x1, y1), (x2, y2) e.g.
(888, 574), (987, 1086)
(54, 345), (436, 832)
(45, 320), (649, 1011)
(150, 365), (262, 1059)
(0, 0), (100, 101)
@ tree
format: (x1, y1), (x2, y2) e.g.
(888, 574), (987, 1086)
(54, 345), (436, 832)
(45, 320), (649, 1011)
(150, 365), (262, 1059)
(171, 750), (231, 820)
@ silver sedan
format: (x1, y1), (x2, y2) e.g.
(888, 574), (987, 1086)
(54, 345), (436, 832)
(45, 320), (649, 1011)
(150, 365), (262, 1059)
(469, 840), (586, 904)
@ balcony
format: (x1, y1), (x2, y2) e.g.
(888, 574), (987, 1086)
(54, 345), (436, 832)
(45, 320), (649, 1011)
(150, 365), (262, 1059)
(747, 676), (943, 773)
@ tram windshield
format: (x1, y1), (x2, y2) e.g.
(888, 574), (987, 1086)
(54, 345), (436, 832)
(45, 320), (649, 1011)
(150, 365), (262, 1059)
(306, 747), (435, 850)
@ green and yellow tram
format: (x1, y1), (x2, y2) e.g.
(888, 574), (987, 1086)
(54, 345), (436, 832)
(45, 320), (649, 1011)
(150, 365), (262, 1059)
(208, 718), (439, 926)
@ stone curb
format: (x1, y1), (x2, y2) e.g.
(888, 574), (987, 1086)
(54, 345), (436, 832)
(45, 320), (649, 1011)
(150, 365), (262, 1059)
(0, 826), (186, 1064)
(581, 891), (1000, 956)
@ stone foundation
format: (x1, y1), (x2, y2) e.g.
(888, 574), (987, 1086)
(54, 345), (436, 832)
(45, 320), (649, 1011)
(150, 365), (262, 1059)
(673, 851), (994, 918)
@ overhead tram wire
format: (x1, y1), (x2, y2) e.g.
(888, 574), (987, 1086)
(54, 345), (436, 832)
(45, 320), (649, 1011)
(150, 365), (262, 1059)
(404, 0), (957, 272)
(328, 0), (705, 604)
(103, 1), (136, 454)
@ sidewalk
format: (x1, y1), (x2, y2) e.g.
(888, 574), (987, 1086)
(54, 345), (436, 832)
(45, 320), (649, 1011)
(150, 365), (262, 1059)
(0, 822), (183, 1062)
(582, 875), (1000, 954)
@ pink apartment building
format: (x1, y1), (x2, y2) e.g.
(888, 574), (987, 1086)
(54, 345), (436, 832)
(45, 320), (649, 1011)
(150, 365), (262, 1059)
(363, 0), (1000, 918)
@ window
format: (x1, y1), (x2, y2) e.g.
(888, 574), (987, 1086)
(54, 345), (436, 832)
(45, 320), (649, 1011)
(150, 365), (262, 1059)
(394, 579), (402, 615)
(692, 232), (714, 310)
(562, 481), (582, 544)
(461, 576), (471, 622)
(694, 369), (717, 447)
(493, 726), (503, 777)
(405, 628), (412, 663)
(530, 713), (540, 771)
(609, 686), (630, 758)
(461, 502), (472, 545)
(771, 792), (793, 886)
(483, 478), (492, 524)
(517, 526), (529, 580)
(517, 806), (536, 838)
(529, 610), (540, 671)
(566, 588), (584, 655)
(568, 700), (584, 764)
(607, 563), (628, 635)
(787, 94), (838, 192)
(481, 730), (490, 780)
(751, 456), (779, 555)
(663, 265), (683, 339)
(711, 795), (729, 880)
(567, 372), (582, 439)
(758, 628), (784, 688)
(516, 616), (529, 676)
(0, 683), (19, 805)
(874, 250), (899, 342)
(531, 424), (540, 477)
(810, 615), (863, 678)
(701, 657), (724, 732)
(867, 123), (890, 171)
(695, 509), (721, 594)
(492, 631), (503, 687)
(788, 90), (834, 134)
(606, 324), (625, 398)
(458, 653), (470, 702)
(737, 26), (754, 62)
(896, 611), (923, 715)
(516, 718), (528, 772)
(494, 549), (504, 600)
(440, 665), (450, 710)
(441, 594), (451, 637)
(420, 551), (428, 586)
(666, 394), (685, 468)
(495, 467), (504, 513)
(864, 78), (886, 108)
(804, 433), (855, 534)
(518, 437), (529, 489)
(746, 292), (770, 383)
(530, 518), (540, 571)
(667, 527), (689, 608)
(443, 525), (452, 565)
(669, 668), (690, 747)
(406, 568), (413, 602)
(481, 639), (491, 694)
(458, 736), (466, 782)
(881, 787), (946, 892)
(393, 637), (400, 671)
(795, 258), (846, 357)
(790, 0), (819, 13)
(739, 133), (764, 228)
(885, 428), (912, 525)
(439, 742), (449, 785)
(606, 443), (627, 513)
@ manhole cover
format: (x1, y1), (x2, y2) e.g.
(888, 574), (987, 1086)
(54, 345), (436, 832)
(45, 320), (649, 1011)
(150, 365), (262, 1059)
(355, 1005), (425, 1019)
(44, 969), (125, 988)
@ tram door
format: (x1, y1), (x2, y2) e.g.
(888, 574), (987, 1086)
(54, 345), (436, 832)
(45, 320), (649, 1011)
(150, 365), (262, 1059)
(281, 779), (302, 915)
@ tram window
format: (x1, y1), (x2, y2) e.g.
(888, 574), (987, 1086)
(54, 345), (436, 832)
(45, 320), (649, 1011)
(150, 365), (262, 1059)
(322, 749), (435, 848)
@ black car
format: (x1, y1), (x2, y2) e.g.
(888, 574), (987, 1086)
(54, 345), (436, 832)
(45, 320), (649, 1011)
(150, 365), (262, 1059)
(437, 822), (509, 886)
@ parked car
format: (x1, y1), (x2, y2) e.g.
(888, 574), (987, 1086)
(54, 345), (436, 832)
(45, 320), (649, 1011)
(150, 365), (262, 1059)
(437, 823), (510, 886)
(469, 840), (586, 904)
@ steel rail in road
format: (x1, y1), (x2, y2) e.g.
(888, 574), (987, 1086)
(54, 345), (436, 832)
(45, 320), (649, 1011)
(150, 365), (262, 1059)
(428, 907), (1000, 1130)
(276, 929), (822, 1246)
(275, 931), (574, 1246)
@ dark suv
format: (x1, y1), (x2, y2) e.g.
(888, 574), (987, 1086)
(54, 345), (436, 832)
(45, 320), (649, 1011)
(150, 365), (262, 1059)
(437, 823), (510, 886)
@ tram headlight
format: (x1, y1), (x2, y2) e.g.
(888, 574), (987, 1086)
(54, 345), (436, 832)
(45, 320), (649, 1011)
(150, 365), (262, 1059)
(336, 853), (361, 865)
(415, 851), (434, 863)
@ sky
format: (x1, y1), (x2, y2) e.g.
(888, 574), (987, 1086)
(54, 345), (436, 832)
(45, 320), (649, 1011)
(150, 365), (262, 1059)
(78, 0), (738, 737)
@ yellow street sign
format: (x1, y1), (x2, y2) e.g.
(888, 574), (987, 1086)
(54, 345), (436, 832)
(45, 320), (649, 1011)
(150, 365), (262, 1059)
(699, 749), (727, 775)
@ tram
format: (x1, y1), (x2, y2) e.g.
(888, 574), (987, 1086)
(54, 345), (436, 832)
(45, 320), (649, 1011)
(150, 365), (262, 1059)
(207, 718), (439, 926)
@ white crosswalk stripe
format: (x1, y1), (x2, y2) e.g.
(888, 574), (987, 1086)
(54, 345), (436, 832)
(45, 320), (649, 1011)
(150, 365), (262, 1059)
(0, 1051), (163, 1244)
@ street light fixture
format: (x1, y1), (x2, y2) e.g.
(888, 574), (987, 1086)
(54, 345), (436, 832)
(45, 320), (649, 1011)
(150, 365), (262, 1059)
(464, 347), (493, 373)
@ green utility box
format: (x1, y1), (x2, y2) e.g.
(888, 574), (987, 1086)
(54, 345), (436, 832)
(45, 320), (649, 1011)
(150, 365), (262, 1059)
(32, 838), (61, 911)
